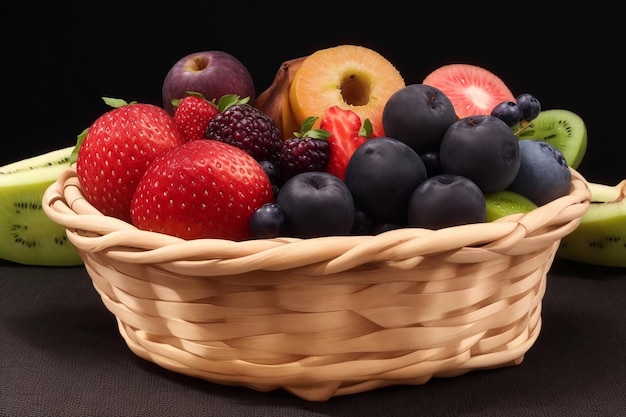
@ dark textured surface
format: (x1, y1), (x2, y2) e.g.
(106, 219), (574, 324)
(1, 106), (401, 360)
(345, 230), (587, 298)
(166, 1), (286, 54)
(1, 258), (625, 416)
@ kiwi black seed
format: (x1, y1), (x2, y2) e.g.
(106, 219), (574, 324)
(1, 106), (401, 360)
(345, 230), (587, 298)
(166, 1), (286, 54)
(0, 147), (83, 266)
(484, 190), (538, 222)
(0, 146), (74, 175)
(516, 109), (587, 169)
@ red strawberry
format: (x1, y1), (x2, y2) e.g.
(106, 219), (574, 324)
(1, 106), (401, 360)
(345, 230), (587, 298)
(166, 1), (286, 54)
(172, 92), (219, 141)
(319, 105), (372, 180)
(130, 140), (274, 241)
(75, 98), (185, 223)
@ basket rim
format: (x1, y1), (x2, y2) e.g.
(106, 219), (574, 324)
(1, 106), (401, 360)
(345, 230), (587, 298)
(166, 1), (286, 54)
(42, 166), (591, 274)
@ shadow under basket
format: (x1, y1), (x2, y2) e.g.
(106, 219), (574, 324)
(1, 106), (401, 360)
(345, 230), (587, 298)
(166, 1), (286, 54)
(43, 167), (590, 401)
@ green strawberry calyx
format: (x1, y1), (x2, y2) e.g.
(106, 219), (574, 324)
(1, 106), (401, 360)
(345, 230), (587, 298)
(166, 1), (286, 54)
(216, 94), (251, 113)
(69, 97), (137, 165)
(291, 116), (331, 141)
(359, 118), (374, 138)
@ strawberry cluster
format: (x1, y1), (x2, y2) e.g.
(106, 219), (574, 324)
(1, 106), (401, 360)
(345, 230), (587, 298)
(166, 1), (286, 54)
(73, 93), (370, 242)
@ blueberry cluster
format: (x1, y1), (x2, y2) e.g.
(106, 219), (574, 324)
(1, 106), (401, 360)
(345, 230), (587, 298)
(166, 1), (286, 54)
(490, 93), (541, 127)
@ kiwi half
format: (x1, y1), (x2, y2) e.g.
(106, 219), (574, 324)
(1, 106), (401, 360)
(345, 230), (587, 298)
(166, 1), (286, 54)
(0, 147), (82, 266)
(516, 109), (587, 169)
(557, 180), (626, 268)
(485, 190), (538, 222)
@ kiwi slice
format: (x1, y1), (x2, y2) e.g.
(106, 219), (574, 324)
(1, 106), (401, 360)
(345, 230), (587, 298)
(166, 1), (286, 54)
(557, 180), (626, 268)
(516, 109), (587, 169)
(1, 147), (74, 174)
(0, 147), (83, 266)
(484, 190), (538, 222)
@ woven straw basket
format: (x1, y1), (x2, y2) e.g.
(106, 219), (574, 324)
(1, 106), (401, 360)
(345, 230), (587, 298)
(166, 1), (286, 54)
(43, 167), (590, 401)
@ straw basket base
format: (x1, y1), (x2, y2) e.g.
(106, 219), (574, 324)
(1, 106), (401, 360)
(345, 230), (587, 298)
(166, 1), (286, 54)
(42, 168), (590, 401)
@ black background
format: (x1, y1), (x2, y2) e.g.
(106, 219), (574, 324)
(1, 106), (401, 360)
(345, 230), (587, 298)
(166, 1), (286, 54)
(3, 3), (624, 185)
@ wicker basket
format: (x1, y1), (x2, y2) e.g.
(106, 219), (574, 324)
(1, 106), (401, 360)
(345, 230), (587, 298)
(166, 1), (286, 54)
(42, 167), (590, 401)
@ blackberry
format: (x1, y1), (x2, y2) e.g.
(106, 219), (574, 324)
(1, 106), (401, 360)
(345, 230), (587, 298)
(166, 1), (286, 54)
(206, 95), (283, 163)
(280, 116), (331, 180)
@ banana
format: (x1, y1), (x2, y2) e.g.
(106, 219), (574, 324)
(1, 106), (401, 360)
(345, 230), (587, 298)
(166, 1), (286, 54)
(254, 56), (307, 139)
(557, 179), (626, 268)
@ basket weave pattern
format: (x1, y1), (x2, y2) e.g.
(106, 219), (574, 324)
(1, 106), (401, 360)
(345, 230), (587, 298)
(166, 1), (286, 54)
(43, 167), (590, 401)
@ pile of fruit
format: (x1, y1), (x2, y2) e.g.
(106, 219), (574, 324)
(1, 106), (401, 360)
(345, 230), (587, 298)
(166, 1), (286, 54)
(1, 45), (624, 268)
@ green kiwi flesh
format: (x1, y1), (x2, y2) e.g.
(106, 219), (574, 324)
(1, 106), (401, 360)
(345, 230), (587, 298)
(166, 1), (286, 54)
(0, 147), (82, 266)
(484, 190), (538, 222)
(516, 109), (587, 169)
(0, 146), (74, 174)
(557, 180), (626, 268)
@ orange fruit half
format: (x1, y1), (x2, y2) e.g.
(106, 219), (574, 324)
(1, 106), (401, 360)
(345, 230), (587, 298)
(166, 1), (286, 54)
(289, 45), (405, 138)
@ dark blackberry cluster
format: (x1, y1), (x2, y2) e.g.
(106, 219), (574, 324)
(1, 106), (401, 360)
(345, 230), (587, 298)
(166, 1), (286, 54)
(280, 136), (330, 180)
(206, 101), (283, 164)
(278, 115), (331, 181)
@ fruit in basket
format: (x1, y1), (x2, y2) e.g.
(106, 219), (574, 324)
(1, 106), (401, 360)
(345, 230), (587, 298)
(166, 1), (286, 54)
(319, 105), (371, 181)
(171, 91), (219, 141)
(0, 146), (82, 266)
(484, 190), (538, 222)
(515, 93), (542, 122)
(75, 98), (185, 223)
(516, 109), (587, 169)
(507, 140), (572, 206)
(276, 171), (354, 238)
(557, 179), (626, 268)
(345, 137), (427, 224)
(422, 63), (515, 119)
(382, 83), (457, 153)
(439, 115), (521, 194)
(408, 174), (486, 229)
(162, 50), (256, 116)
(130, 140), (274, 241)
(250, 202), (285, 239)
(491, 101), (524, 127)
(280, 116), (331, 181)
(254, 56), (307, 139)
(420, 151), (444, 178)
(206, 95), (284, 165)
(288, 44), (405, 138)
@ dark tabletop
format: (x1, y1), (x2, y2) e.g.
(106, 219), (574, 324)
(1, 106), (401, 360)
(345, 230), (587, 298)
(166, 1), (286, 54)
(1, 258), (625, 417)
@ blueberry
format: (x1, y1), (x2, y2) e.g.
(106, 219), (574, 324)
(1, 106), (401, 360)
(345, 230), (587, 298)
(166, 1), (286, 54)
(507, 140), (571, 206)
(345, 137), (427, 224)
(419, 150), (443, 178)
(491, 101), (523, 127)
(276, 171), (354, 238)
(250, 203), (285, 239)
(351, 207), (374, 235)
(373, 221), (403, 234)
(439, 115), (520, 194)
(259, 160), (282, 186)
(382, 84), (457, 153)
(516, 93), (541, 121)
(408, 174), (486, 229)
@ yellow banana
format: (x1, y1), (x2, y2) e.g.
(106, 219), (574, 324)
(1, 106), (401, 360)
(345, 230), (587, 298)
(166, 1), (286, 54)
(557, 179), (626, 267)
(254, 56), (307, 139)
